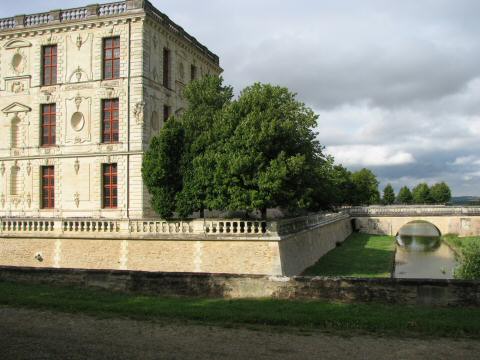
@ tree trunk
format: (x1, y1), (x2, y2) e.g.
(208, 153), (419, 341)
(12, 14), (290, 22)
(261, 208), (267, 220)
(200, 207), (205, 218)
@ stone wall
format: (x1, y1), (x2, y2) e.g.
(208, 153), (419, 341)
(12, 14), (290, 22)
(1, 266), (479, 306)
(0, 213), (352, 276)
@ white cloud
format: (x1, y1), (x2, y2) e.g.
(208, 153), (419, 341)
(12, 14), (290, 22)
(452, 156), (480, 165)
(326, 145), (416, 167)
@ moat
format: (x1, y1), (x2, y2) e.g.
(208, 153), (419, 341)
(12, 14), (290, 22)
(394, 221), (457, 279)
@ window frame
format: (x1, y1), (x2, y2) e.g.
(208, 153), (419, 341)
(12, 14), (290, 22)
(41, 103), (56, 147)
(42, 45), (57, 86)
(102, 163), (118, 209)
(163, 47), (170, 88)
(191, 64), (197, 82)
(41, 166), (55, 209)
(102, 36), (120, 80)
(101, 98), (119, 144)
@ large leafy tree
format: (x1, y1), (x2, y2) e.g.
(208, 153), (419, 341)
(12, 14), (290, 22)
(397, 186), (413, 204)
(142, 119), (185, 218)
(430, 182), (452, 204)
(383, 184), (395, 205)
(213, 83), (328, 218)
(350, 168), (380, 205)
(412, 183), (431, 204)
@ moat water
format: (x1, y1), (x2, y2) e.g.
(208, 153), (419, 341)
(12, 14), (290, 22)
(394, 221), (457, 279)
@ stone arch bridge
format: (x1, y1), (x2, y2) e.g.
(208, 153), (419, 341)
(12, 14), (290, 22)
(347, 206), (480, 237)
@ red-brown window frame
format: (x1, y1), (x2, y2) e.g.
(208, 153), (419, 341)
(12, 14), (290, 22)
(41, 104), (56, 147)
(103, 36), (120, 80)
(102, 99), (119, 144)
(102, 163), (118, 209)
(41, 166), (55, 209)
(163, 48), (170, 88)
(42, 45), (57, 86)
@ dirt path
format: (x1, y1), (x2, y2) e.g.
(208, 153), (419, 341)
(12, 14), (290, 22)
(0, 306), (479, 360)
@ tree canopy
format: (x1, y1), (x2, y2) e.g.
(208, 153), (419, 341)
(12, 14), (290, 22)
(383, 184), (395, 205)
(397, 186), (413, 204)
(143, 75), (453, 219)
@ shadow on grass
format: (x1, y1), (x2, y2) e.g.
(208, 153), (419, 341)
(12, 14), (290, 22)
(1, 281), (480, 338)
(302, 233), (396, 277)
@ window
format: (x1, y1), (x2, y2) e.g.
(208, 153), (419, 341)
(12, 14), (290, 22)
(163, 105), (171, 122)
(41, 104), (56, 147)
(42, 45), (57, 86)
(102, 163), (117, 209)
(163, 48), (170, 88)
(191, 64), (197, 82)
(41, 166), (55, 209)
(102, 99), (119, 143)
(11, 116), (21, 148)
(103, 37), (120, 80)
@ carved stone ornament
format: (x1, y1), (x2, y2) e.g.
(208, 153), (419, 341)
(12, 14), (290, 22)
(74, 158), (80, 174)
(75, 66), (83, 82)
(26, 193), (31, 208)
(133, 102), (144, 125)
(76, 34), (83, 50)
(74, 192), (80, 208)
(11, 49), (26, 75)
(11, 81), (24, 94)
(75, 93), (82, 110)
(0, 194), (5, 208)
(11, 196), (21, 208)
(26, 161), (31, 176)
(0, 163), (5, 176)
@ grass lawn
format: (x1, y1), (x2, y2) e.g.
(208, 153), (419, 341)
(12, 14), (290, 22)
(303, 233), (395, 277)
(1, 281), (480, 338)
(443, 234), (480, 255)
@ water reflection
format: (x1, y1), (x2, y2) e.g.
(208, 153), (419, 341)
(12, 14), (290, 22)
(394, 221), (457, 279)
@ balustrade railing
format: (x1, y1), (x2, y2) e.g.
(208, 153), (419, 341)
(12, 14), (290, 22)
(60, 8), (89, 22)
(98, 2), (127, 16)
(345, 206), (480, 217)
(0, 18), (15, 30)
(24, 13), (53, 27)
(0, 212), (349, 239)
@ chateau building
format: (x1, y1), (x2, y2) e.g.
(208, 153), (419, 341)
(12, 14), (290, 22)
(0, 0), (221, 220)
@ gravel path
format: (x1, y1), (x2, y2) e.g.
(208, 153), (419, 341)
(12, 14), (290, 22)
(1, 306), (479, 359)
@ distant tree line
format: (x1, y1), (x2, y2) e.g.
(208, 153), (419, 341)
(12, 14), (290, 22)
(383, 182), (452, 205)
(142, 76), (452, 219)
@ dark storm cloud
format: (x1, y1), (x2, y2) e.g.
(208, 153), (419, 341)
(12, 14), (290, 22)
(2, 0), (480, 195)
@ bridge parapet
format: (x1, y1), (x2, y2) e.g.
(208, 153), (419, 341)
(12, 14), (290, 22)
(345, 205), (480, 217)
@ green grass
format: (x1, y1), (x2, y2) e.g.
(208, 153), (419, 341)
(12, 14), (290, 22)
(1, 281), (480, 338)
(303, 233), (396, 277)
(443, 234), (480, 255)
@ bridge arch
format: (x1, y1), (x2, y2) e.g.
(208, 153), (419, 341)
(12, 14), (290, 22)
(391, 217), (448, 237)
(395, 220), (442, 237)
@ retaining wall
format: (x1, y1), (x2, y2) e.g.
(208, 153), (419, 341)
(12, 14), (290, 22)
(1, 266), (479, 306)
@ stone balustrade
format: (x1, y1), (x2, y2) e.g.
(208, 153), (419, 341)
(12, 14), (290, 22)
(345, 205), (480, 217)
(0, 18), (15, 30)
(0, 212), (348, 240)
(98, 2), (128, 16)
(60, 8), (89, 22)
(24, 13), (53, 27)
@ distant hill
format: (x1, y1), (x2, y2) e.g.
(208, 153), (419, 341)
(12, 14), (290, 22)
(450, 196), (480, 205)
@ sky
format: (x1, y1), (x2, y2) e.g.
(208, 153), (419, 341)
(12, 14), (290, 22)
(2, 1), (480, 196)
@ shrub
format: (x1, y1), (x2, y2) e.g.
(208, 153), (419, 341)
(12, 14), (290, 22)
(455, 242), (480, 280)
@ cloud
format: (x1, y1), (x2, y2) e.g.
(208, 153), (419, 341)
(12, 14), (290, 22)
(327, 145), (416, 167)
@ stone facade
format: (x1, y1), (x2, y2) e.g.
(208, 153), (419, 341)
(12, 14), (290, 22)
(0, 1), (221, 220)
